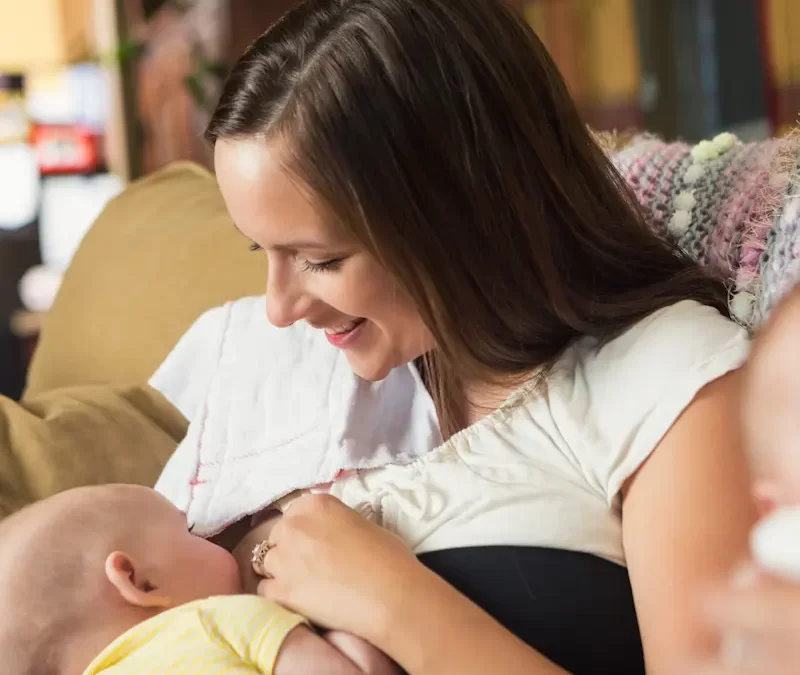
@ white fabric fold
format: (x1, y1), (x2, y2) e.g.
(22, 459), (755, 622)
(151, 296), (442, 536)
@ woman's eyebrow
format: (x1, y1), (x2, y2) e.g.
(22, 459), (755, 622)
(232, 222), (332, 253)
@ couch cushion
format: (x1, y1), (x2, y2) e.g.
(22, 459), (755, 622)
(0, 384), (186, 518)
(25, 162), (265, 397)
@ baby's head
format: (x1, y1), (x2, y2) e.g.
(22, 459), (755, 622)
(0, 484), (241, 675)
(742, 286), (800, 512)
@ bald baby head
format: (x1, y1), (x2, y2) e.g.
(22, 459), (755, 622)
(0, 484), (241, 675)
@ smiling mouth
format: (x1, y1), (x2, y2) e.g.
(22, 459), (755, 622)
(324, 318), (366, 335)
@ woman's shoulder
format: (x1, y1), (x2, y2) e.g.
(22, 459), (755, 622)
(572, 299), (748, 377)
(483, 300), (747, 430)
(545, 300), (749, 503)
(554, 299), (750, 428)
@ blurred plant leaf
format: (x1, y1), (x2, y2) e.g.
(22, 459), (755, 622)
(114, 39), (146, 65)
(183, 74), (206, 107)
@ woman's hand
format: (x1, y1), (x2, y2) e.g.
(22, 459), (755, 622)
(256, 494), (567, 675)
(255, 493), (424, 641)
(232, 511), (282, 594)
(685, 574), (800, 675)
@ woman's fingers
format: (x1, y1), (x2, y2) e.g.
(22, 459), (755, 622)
(258, 576), (279, 602)
(258, 575), (307, 622)
(249, 492), (421, 638)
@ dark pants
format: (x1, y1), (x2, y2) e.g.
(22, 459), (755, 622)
(418, 546), (645, 675)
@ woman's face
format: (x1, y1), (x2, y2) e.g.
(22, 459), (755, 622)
(214, 138), (435, 381)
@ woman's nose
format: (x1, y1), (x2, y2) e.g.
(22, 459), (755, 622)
(265, 264), (312, 328)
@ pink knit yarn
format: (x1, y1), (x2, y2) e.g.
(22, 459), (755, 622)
(611, 130), (800, 327)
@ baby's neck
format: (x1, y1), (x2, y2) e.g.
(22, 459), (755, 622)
(62, 604), (160, 675)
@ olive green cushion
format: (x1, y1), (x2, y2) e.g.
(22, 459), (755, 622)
(25, 161), (265, 397)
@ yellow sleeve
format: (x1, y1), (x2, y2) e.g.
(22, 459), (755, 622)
(197, 596), (308, 674)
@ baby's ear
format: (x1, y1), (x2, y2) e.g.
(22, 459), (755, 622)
(104, 552), (172, 609)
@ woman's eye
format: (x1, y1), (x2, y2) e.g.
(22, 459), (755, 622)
(300, 258), (345, 273)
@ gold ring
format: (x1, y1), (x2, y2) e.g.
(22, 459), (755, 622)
(251, 540), (275, 578)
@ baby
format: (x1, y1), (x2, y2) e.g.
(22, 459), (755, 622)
(721, 285), (800, 665)
(0, 484), (398, 675)
(741, 285), (800, 578)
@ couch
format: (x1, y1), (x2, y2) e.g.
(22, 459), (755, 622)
(0, 130), (798, 520)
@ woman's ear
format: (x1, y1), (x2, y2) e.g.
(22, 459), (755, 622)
(104, 551), (173, 609)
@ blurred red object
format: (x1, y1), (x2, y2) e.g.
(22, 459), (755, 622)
(32, 124), (102, 174)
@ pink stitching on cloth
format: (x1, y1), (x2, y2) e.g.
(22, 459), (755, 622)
(186, 302), (234, 512)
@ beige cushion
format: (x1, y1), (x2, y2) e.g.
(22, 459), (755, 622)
(0, 384), (186, 519)
(25, 162), (265, 397)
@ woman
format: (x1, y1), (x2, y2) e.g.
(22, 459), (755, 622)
(204, 0), (757, 673)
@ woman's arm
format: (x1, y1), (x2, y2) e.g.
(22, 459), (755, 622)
(622, 371), (758, 675)
(371, 555), (569, 675)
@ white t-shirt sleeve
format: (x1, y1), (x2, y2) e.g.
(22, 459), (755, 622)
(576, 300), (750, 504)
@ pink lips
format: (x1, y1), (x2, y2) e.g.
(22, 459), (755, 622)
(324, 319), (366, 348)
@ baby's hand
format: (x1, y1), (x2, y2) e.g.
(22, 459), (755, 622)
(275, 626), (400, 675)
(325, 630), (401, 675)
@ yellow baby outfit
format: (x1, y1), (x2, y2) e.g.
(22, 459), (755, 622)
(82, 594), (305, 674)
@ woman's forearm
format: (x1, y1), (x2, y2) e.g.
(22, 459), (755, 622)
(371, 562), (570, 675)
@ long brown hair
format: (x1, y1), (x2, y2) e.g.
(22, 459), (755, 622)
(206, 0), (727, 436)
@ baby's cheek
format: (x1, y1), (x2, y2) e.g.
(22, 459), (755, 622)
(194, 540), (243, 595)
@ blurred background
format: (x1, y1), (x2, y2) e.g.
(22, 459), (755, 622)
(0, 0), (797, 399)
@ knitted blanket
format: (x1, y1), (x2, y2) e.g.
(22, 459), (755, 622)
(606, 129), (800, 329)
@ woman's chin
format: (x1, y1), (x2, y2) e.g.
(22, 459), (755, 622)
(346, 354), (395, 382)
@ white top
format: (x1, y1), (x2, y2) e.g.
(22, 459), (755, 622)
(329, 300), (749, 566)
